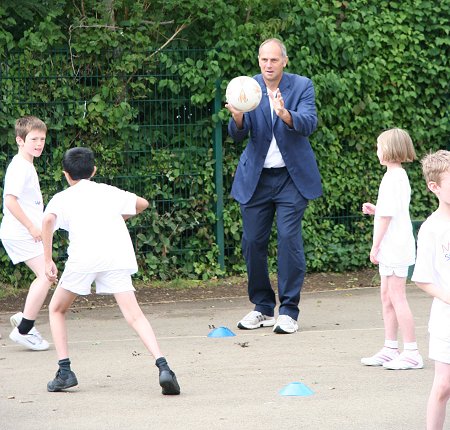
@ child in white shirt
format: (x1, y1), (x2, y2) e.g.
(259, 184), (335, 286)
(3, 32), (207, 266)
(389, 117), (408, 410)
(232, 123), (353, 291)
(42, 147), (180, 395)
(360, 128), (423, 370)
(412, 150), (450, 429)
(0, 116), (52, 350)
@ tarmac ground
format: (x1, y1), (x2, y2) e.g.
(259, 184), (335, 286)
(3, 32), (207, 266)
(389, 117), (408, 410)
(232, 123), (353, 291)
(0, 285), (444, 430)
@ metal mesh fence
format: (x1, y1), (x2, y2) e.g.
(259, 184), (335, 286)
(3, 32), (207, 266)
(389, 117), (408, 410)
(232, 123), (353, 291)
(0, 48), (220, 277)
(0, 47), (372, 278)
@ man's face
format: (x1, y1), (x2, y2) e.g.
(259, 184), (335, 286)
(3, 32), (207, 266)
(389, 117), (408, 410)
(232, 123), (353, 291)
(258, 41), (287, 87)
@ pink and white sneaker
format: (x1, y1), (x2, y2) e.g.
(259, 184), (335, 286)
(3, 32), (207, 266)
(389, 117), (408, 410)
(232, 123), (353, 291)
(361, 347), (399, 366)
(383, 351), (424, 370)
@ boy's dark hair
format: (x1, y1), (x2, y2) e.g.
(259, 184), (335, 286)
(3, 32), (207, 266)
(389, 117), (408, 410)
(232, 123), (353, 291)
(63, 147), (95, 180)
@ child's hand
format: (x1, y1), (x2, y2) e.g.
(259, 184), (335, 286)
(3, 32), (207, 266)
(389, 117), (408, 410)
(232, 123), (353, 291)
(362, 202), (376, 215)
(45, 261), (58, 284)
(369, 244), (380, 264)
(28, 225), (42, 242)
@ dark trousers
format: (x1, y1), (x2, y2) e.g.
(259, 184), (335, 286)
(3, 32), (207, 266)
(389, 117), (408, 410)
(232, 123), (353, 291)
(240, 167), (308, 320)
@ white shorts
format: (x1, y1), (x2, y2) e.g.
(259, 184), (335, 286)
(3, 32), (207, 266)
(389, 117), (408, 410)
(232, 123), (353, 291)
(429, 335), (450, 364)
(57, 268), (136, 295)
(379, 264), (409, 278)
(1, 238), (43, 264)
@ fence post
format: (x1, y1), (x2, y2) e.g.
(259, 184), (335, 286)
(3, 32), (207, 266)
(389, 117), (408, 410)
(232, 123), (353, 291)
(213, 79), (225, 270)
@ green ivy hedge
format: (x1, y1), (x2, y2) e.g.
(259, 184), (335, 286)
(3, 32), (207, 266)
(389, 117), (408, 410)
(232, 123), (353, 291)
(0, 0), (448, 286)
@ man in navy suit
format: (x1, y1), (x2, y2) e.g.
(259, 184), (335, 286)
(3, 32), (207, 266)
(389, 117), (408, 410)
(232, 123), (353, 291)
(226, 38), (322, 334)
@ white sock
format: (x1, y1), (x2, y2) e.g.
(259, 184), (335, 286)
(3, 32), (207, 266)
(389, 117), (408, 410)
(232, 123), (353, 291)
(403, 342), (418, 351)
(384, 340), (399, 349)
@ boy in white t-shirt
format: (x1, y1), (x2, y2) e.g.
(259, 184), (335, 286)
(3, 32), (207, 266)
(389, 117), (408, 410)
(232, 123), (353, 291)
(42, 147), (180, 395)
(0, 116), (52, 350)
(360, 128), (422, 370)
(412, 150), (450, 430)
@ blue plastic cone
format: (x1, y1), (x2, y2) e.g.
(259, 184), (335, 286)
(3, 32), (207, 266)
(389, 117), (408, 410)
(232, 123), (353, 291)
(207, 326), (236, 338)
(279, 382), (314, 397)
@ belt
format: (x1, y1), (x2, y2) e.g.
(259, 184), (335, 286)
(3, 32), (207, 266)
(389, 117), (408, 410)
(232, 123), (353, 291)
(262, 166), (287, 174)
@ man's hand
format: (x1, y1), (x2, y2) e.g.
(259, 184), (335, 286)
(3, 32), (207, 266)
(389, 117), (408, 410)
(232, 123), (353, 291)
(269, 89), (292, 126)
(225, 103), (244, 129)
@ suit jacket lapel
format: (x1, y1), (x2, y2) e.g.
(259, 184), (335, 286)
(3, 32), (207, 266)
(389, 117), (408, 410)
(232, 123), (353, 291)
(260, 91), (272, 129)
(255, 76), (272, 129)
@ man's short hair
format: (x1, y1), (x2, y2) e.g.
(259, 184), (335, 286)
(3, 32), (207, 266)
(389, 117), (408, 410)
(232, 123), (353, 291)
(259, 38), (287, 58)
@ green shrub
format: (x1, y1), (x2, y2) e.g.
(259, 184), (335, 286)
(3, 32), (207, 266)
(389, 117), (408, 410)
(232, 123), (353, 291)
(0, 0), (447, 285)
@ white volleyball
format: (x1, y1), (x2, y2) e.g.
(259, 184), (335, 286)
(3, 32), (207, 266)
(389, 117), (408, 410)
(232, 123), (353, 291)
(226, 76), (262, 113)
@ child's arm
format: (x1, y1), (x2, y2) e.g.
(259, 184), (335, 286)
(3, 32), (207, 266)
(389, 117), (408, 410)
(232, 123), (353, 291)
(135, 196), (149, 215)
(123, 196), (149, 220)
(416, 282), (450, 305)
(4, 194), (41, 241)
(42, 213), (58, 283)
(370, 216), (391, 264)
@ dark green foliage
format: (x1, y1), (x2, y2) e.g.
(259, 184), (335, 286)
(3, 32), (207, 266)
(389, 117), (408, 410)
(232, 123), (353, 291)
(0, 0), (448, 285)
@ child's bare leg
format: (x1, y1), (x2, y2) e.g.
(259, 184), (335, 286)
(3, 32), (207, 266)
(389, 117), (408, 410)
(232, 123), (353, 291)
(114, 290), (180, 395)
(47, 287), (78, 392)
(9, 254), (53, 350)
(114, 291), (163, 359)
(427, 361), (450, 430)
(380, 276), (398, 341)
(361, 276), (400, 366)
(49, 287), (77, 360)
(46, 287), (79, 392)
(23, 254), (53, 320)
(387, 275), (416, 343)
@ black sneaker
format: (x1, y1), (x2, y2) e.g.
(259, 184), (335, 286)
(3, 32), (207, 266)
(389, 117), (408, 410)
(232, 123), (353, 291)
(159, 370), (180, 395)
(47, 370), (78, 392)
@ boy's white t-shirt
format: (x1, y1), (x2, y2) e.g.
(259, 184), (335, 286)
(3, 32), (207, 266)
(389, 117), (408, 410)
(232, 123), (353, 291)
(44, 180), (138, 274)
(0, 154), (44, 240)
(412, 212), (450, 340)
(375, 167), (415, 267)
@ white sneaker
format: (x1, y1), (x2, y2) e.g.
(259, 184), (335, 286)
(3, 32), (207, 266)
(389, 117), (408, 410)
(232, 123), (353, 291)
(273, 315), (298, 334)
(361, 347), (399, 366)
(10, 311), (47, 343)
(10, 312), (23, 328)
(237, 311), (275, 330)
(9, 327), (50, 351)
(383, 351), (424, 370)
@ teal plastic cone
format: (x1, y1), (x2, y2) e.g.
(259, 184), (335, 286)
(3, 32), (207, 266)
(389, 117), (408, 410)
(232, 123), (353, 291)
(279, 382), (314, 397)
(207, 326), (236, 338)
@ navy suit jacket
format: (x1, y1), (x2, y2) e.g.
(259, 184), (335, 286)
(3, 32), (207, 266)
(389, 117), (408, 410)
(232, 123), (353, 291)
(228, 72), (322, 204)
